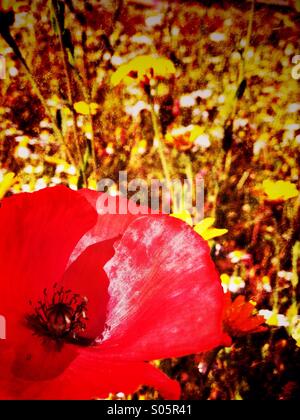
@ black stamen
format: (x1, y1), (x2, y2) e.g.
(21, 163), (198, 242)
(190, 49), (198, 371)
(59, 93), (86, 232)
(27, 285), (88, 343)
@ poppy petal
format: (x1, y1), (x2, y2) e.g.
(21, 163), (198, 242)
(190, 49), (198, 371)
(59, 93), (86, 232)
(70, 189), (157, 264)
(1, 350), (180, 400)
(0, 330), (77, 396)
(0, 186), (96, 326)
(60, 239), (117, 339)
(100, 215), (226, 361)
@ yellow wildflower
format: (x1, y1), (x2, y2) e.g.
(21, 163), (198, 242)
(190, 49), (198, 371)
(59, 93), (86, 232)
(111, 55), (176, 87)
(262, 179), (299, 201)
(194, 217), (228, 241)
(74, 101), (99, 116)
(171, 213), (228, 241)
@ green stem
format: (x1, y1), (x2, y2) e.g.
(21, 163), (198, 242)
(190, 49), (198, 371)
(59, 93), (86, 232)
(292, 241), (300, 297)
(201, 346), (223, 391)
(243, 0), (256, 76)
(225, 0), (256, 121)
(50, 0), (87, 186)
(149, 100), (174, 207)
(73, 67), (97, 175)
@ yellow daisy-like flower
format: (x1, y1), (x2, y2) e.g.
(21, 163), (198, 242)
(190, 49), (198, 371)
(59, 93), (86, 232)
(262, 179), (299, 201)
(74, 101), (99, 116)
(194, 217), (228, 241)
(221, 274), (245, 293)
(0, 172), (15, 200)
(171, 212), (228, 241)
(111, 55), (176, 87)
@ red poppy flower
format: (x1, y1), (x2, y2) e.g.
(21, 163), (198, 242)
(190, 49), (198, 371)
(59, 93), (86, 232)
(0, 186), (227, 400)
(222, 293), (267, 339)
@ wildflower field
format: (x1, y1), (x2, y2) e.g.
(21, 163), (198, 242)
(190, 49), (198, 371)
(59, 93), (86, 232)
(0, 0), (299, 401)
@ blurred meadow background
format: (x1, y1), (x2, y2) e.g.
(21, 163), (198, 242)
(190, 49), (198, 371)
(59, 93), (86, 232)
(0, 0), (300, 400)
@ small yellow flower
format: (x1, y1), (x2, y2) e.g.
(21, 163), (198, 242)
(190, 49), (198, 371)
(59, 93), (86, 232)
(111, 55), (176, 87)
(262, 179), (299, 201)
(0, 172), (15, 200)
(221, 273), (245, 293)
(74, 101), (99, 116)
(221, 273), (230, 287)
(171, 213), (228, 241)
(265, 313), (279, 327)
(194, 217), (228, 241)
(259, 310), (289, 328)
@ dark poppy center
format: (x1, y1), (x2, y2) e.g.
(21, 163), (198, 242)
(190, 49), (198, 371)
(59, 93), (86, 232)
(27, 285), (88, 342)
